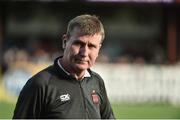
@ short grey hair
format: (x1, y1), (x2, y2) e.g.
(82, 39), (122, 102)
(66, 14), (105, 42)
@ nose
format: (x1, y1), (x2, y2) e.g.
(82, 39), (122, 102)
(79, 45), (88, 57)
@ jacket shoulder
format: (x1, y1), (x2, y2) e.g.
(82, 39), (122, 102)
(26, 66), (54, 88)
(90, 70), (104, 84)
(90, 70), (103, 79)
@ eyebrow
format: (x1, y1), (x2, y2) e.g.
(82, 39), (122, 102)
(73, 39), (97, 48)
(73, 39), (86, 45)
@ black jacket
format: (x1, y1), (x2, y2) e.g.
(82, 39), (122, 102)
(13, 57), (114, 119)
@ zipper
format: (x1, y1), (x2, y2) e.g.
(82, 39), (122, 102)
(78, 81), (89, 118)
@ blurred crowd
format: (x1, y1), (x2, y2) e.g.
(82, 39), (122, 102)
(2, 43), (167, 75)
(2, 41), (167, 74)
(1, 46), (60, 96)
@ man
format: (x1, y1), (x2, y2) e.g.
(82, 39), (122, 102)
(13, 14), (114, 119)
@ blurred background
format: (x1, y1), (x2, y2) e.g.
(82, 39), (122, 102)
(0, 0), (180, 118)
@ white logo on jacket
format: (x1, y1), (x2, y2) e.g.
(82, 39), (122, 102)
(59, 94), (70, 102)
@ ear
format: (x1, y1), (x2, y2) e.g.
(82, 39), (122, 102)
(98, 44), (102, 51)
(62, 34), (68, 49)
(99, 44), (102, 49)
(97, 44), (102, 55)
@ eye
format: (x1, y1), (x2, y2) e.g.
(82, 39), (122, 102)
(73, 40), (83, 46)
(88, 43), (97, 49)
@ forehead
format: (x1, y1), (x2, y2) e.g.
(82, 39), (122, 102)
(69, 27), (102, 44)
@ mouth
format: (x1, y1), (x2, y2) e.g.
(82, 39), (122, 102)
(75, 59), (88, 64)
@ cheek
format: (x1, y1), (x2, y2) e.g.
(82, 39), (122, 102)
(64, 46), (74, 58)
(90, 51), (99, 61)
(70, 46), (79, 55)
(65, 44), (76, 53)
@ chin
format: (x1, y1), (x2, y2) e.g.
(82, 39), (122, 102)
(75, 64), (89, 71)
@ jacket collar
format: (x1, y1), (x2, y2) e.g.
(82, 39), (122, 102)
(53, 56), (91, 80)
(57, 57), (91, 78)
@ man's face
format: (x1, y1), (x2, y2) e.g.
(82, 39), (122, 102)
(62, 27), (102, 73)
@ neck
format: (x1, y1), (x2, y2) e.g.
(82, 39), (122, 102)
(59, 58), (85, 80)
(71, 72), (85, 80)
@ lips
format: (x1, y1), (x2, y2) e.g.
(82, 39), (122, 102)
(75, 58), (88, 64)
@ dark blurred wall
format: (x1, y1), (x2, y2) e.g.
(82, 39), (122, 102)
(1, 1), (180, 65)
